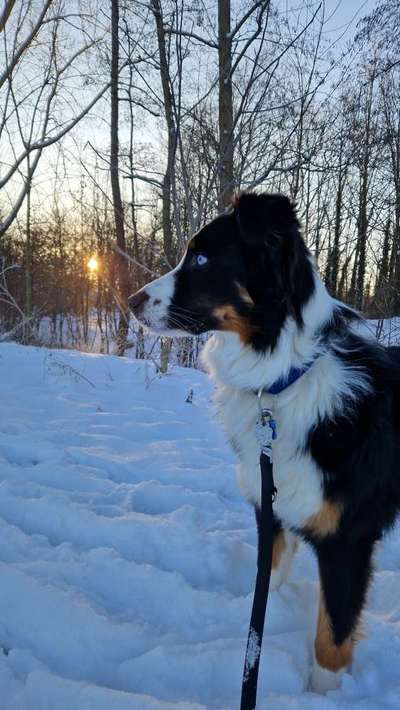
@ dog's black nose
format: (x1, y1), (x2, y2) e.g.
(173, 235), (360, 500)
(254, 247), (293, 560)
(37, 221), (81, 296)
(128, 289), (149, 315)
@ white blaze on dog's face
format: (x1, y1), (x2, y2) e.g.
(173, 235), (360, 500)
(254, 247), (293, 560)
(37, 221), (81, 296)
(129, 193), (316, 351)
(128, 257), (187, 336)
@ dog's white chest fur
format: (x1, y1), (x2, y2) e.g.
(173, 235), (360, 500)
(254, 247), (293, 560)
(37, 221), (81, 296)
(212, 381), (324, 528)
(202, 325), (369, 529)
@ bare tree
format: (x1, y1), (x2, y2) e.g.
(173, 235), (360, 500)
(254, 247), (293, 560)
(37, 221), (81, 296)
(151, 0), (179, 265)
(110, 0), (130, 355)
(0, 1), (110, 238)
(217, 0), (234, 210)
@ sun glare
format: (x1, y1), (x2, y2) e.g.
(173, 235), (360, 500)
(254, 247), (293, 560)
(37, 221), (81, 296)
(87, 256), (98, 273)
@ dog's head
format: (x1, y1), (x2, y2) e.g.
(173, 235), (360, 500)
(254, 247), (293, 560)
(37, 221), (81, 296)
(129, 192), (315, 351)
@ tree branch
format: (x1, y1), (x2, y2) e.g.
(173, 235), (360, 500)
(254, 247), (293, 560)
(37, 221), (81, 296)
(230, 0), (270, 76)
(0, 0), (54, 90)
(0, 76), (112, 190)
(0, 0), (16, 34)
(230, 0), (270, 39)
(163, 28), (218, 49)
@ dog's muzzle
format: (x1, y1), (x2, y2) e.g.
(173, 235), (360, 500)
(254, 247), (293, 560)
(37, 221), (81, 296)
(128, 289), (149, 317)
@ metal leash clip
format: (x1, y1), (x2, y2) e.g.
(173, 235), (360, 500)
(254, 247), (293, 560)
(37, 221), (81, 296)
(255, 389), (277, 462)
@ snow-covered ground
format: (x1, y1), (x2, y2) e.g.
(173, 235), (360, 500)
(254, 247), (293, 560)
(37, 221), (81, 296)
(0, 343), (400, 709)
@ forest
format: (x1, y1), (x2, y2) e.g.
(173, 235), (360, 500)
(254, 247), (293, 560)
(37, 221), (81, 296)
(1, 0), (400, 367)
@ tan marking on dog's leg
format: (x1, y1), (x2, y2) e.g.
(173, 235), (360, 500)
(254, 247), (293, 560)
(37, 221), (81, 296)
(315, 589), (353, 673)
(270, 530), (298, 591)
(272, 529), (286, 569)
(304, 500), (342, 538)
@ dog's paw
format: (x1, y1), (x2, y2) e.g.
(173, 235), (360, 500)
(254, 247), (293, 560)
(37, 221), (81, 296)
(309, 663), (344, 694)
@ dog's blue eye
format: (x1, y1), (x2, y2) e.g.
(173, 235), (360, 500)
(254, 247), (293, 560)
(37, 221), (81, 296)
(196, 254), (208, 266)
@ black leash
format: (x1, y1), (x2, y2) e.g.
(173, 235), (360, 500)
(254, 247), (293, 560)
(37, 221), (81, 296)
(240, 438), (276, 709)
(239, 367), (315, 708)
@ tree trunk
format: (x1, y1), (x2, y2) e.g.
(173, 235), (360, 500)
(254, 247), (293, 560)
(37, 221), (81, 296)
(389, 116), (400, 311)
(160, 337), (172, 373)
(355, 170), (368, 309)
(25, 161), (32, 341)
(392, 199), (400, 311)
(328, 166), (346, 297)
(127, 52), (140, 265)
(377, 217), (391, 292)
(349, 240), (360, 306)
(110, 0), (130, 356)
(218, 0), (234, 211)
(355, 78), (374, 310)
(151, 0), (178, 266)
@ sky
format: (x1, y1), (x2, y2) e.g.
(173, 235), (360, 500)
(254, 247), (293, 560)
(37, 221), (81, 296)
(1, 0), (380, 232)
(323, 0), (376, 32)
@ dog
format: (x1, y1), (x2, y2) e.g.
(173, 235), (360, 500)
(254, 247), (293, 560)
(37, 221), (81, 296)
(128, 192), (400, 693)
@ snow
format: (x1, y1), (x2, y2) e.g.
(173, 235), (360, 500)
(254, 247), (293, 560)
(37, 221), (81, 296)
(243, 627), (261, 681)
(0, 342), (400, 709)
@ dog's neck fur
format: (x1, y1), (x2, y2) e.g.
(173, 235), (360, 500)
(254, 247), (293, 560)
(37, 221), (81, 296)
(202, 269), (335, 393)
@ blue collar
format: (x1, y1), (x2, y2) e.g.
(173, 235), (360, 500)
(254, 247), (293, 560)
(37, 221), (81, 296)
(260, 360), (316, 396)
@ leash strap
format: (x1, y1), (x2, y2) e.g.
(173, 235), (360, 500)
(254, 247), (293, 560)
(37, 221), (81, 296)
(240, 450), (276, 710)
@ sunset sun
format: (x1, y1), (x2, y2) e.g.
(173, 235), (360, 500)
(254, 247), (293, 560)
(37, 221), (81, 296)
(87, 256), (98, 273)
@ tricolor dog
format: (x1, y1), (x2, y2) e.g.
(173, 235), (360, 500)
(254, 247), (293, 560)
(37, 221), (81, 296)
(129, 192), (400, 693)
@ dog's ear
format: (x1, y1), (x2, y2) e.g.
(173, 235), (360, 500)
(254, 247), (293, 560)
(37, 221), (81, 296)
(233, 192), (297, 245)
(233, 192), (313, 324)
